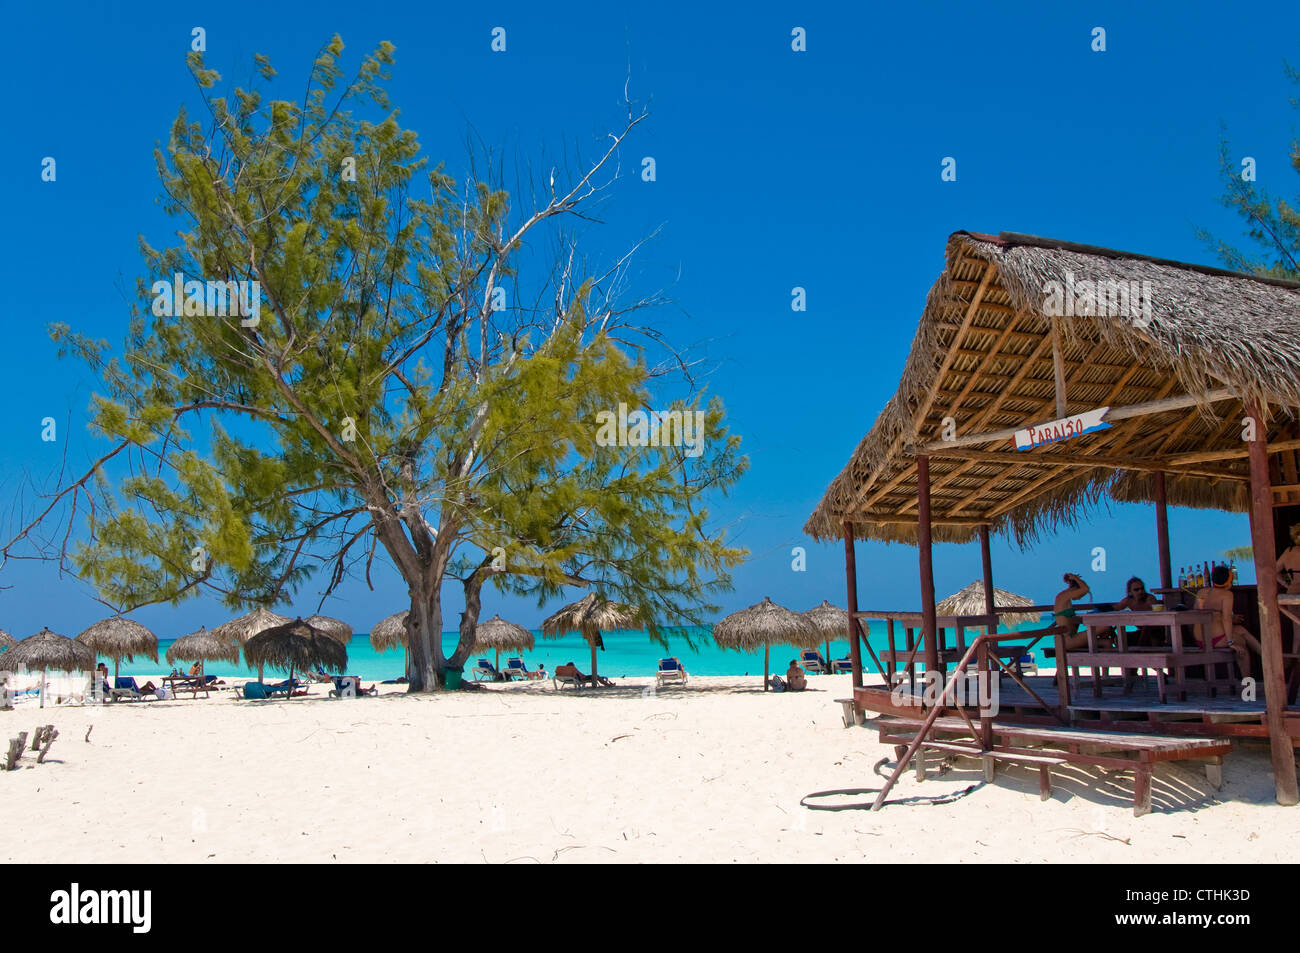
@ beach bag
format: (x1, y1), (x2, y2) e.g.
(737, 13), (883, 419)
(155, 686), (170, 700)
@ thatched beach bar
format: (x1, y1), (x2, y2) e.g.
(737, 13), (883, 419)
(806, 231), (1300, 809)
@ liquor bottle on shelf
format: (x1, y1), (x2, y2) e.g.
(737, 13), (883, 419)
(1178, 566), (1187, 589)
(1195, 567), (1205, 588)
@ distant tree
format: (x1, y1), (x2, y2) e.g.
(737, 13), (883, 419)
(1224, 545), (1253, 561)
(1198, 59), (1300, 278)
(2, 37), (747, 691)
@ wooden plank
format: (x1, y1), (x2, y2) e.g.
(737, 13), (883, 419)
(843, 521), (862, 690)
(1051, 316), (1067, 418)
(918, 387), (1237, 452)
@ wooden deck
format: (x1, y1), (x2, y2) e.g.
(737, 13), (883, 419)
(855, 674), (1300, 741)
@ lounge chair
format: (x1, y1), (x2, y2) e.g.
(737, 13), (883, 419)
(110, 676), (157, 702)
(801, 649), (830, 674)
(832, 657), (854, 674)
(306, 665), (334, 683)
(236, 681), (272, 700)
(505, 658), (544, 681)
(329, 675), (377, 698)
(553, 670), (585, 691)
(471, 658), (503, 682)
(259, 679), (307, 699)
(655, 657), (689, 688)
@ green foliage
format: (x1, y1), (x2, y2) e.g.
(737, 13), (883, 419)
(55, 37), (747, 683)
(1199, 58), (1300, 278)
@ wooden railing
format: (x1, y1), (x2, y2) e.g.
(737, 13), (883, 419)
(870, 626), (1065, 811)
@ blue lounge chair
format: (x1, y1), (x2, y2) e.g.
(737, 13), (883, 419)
(505, 658), (542, 681)
(329, 675), (377, 698)
(471, 658), (502, 681)
(238, 681), (272, 700)
(110, 676), (156, 702)
(655, 657), (688, 688)
(801, 649), (830, 674)
(832, 657), (854, 674)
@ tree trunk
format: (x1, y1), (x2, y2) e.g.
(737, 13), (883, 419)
(449, 569), (487, 672)
(407, 583), (443, 692)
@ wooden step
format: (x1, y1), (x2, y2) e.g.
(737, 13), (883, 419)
(921, 740), (1066, 766)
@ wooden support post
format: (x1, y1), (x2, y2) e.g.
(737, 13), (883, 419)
(1154, 471), (1172, 592)
(1051, 317), (1067, 419)
(979, 525), (997, 637)
(843, 521), (863, 689)
(1245, 402), (1300, 805)
(917, 455), (939, 674)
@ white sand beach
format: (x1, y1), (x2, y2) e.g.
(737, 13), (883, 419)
(2, 674), (1296, 864)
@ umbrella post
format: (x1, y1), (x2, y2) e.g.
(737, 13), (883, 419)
(764, 644), (769, 692)
(40, 667), (46, 709)
(590, 640), (599, 687)
(114, 658), (119, 681)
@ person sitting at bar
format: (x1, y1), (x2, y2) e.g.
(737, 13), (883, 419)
(1115, 576), (1163, 646)
(1196, 564), (1262, 678)
(1053, 572), (1113, 651)
(1277, 523), (1300, 594)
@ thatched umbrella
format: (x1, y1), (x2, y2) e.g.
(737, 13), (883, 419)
(305, 614), (353, 644)
(370, 611), (408, 652)
(714, 597), (820, 691)
(936, 581), (1042, 630)
(165, 626), (241, 675)
(541, 593), (638, 685)
(75, 616), (159, 681)
(802, 600), (849, 662)
(474, 614), (535, 669)
(0, 627), (95, 708)
(213, 607), (291, 682)
(243, 617), (347, 693)
(0, 629), (14, 652)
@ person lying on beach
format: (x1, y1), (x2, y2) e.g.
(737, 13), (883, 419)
(1277, 523), (1300, 595)
(785, 660), (807, 692)
(556, 662), (613, 687)
(1053, 572), (1111, 651)
(1196, 565), (1262, 678)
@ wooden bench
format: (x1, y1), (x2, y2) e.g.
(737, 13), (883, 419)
(835, 697), (866, 728)
(872, 713), (1231, 816)
(1067, 649), (1236, 702)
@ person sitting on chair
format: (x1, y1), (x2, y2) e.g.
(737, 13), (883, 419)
(1196, 564), (1262, 679)
(1115, 576), (1163, 646)
(1277, 523), (1300, 595)
(1053, 572), (1113, 651)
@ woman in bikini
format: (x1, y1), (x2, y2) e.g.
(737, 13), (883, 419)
(1196, 564), (1262, 678)
(1053, 572), (1111, 651)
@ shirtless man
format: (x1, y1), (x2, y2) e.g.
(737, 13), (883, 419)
(1195, 565), (1262, 678)
(1276, 524), (1300, 595)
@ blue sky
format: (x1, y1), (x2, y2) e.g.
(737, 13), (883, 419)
(1, 1), (1296, 638)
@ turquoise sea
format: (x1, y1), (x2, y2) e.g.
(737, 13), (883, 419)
(108, 618), (1054, 681)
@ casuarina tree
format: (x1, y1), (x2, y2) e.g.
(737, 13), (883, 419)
(11, 37), (747, 690)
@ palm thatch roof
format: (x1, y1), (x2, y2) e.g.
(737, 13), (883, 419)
(75, 617), (159, 665)
(369, 611), (408, 652)
(541, 593), (639, 644)
(935, 581), (1043, 628)
(713, 597), (821, 651)
(0, 629), (15, 651)
(165, 626), (241, 666)
(244, 618), (347, 675)
(802, 601), (850, 637)
(0, 627), (95, 673)
(305, 614), (353, 644)
(474, 615), (535, 652)
(212, 607), (291, 646)
(805, 231), (1300, 547)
